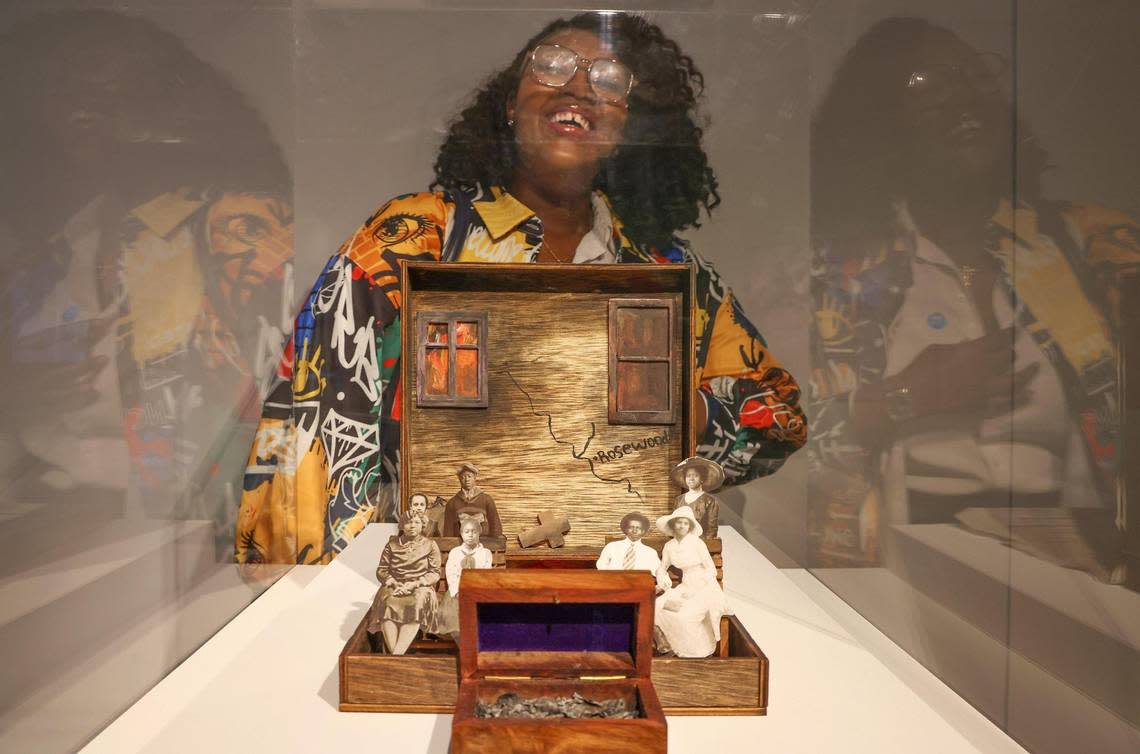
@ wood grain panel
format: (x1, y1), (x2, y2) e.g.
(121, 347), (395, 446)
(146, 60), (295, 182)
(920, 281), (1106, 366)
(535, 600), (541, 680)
(651, 617), (767, 714)
(406, 262), (691, 297)
(340, 611), (767, 715)
(344, 654), (458, 707)
(451, 720), (666, 754)
(651, 658), (760, 709)
(506, 547), (600, 569)
(407, 291), (685, 549)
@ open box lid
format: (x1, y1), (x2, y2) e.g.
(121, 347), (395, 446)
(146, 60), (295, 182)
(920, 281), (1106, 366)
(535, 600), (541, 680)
(457, 569), (656, 681)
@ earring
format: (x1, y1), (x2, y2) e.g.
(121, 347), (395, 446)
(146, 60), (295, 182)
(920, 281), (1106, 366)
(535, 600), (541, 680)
(507, 118), (515, 127)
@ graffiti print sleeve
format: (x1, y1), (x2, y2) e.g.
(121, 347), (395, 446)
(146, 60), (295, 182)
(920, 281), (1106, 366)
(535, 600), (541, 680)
(686, 247), (808, 485)
(236, 193), (450, 564)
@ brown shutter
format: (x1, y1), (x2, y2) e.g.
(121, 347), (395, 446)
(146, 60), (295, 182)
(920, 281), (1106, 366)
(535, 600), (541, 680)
(608, 298), (676, 424)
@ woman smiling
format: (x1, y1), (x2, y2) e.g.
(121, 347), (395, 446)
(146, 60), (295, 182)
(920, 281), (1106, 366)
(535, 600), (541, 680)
(236, 12), (806, 565)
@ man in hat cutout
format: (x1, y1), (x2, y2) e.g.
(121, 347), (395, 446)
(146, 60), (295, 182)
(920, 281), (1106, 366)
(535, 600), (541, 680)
(596, 511), (661, 572)
(670, 456), (725, 539)
(442, 462), (502, 537)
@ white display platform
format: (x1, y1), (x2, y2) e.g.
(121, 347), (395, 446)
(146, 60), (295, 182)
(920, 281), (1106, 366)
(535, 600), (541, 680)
(0, 516), (295, 754)
(814, 525), (1140, 754)
(84, 525), (1028, 754)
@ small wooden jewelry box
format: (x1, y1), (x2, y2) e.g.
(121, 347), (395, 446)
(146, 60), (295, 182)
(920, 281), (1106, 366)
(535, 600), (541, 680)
(450, 569), (667, 754)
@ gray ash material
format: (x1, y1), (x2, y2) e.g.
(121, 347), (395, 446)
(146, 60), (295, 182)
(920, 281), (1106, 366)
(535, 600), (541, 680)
(474, 692), (639, 719)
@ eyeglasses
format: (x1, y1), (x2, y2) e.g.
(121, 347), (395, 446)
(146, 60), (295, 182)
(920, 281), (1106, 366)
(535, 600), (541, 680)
(525, 44), (635, 104)
(905, 52), (1008, 105)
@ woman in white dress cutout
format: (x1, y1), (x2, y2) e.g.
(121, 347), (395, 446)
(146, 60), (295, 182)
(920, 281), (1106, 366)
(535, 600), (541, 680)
(653, 505), (731, 657)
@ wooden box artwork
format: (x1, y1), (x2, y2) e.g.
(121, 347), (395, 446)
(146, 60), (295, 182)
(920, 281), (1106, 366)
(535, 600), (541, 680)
(401, 263), (695, 545)
(338, 263), (769, 717)
(450, 569), (666, 754)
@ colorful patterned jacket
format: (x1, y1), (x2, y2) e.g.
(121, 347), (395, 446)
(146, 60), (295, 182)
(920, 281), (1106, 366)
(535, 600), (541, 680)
(236, 185), (806, 564)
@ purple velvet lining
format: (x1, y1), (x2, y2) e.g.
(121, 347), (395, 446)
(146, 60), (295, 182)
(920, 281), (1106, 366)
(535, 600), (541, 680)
(477, 603), (636, 653)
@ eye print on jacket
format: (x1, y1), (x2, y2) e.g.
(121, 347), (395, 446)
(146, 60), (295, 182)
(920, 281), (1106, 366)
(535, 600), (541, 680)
(373, 213), (433, 249)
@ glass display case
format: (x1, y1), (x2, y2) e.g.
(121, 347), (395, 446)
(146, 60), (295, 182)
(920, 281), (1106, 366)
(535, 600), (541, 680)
(0, 2), (1136, 752)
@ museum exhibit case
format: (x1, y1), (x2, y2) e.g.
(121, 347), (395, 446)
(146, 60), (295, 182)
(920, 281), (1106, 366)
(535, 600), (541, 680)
(0, 2), (1136, 753)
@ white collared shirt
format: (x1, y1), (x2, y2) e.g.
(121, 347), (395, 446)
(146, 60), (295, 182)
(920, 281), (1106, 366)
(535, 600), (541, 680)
(445, 543), (493, 596)
(884, 229), (1083, 499)
(568, 193), (617, 264)
(596, 537), (661, 572)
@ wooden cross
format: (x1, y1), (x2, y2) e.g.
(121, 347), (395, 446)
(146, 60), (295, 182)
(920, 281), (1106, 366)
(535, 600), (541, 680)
(517, 510), (571, 549)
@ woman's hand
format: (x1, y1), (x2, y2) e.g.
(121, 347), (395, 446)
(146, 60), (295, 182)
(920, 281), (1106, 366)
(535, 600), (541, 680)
(897, 329), (1036, 416)
(853, 328), (1038, 434)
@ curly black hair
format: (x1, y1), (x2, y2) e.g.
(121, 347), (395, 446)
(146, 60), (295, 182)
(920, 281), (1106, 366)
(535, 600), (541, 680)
(431, 12), (718, 251)
(811, 17), (1048, 253)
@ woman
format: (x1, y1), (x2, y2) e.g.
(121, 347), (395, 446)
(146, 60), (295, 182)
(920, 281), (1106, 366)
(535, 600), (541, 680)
(653, 506), (730, 658)
(237, 12), (807, 565)
(0, 10), (292, 528)
(365, 511), (441, 654)
(407, 492), (445, 538)
(807, 18), (1139, 568)
(670, 456), (725, 539)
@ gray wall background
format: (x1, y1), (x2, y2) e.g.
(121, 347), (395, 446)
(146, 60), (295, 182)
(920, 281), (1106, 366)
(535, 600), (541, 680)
(0, 1), (1136, 752)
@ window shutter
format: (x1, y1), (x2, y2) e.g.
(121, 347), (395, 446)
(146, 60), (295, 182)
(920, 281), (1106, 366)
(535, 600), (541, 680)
(608, 298), (676, 424)
(415, 311), (488, 408)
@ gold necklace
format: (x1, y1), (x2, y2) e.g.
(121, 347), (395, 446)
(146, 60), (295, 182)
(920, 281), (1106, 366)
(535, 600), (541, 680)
(540, 242), (569, 263)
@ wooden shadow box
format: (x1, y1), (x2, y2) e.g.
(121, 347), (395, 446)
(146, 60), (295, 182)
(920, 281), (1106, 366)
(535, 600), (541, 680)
(450, 569), (666, 754)
(339, 263), (768, 716)
(399, 262), (699, 549)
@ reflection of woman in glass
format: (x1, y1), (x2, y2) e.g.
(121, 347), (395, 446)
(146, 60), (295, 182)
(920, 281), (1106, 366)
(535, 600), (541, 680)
(366, 512), (441, 654)
(653, 506), (730, 658)
(808, 18), (1139, 569)
(0, 10), (292, 530)
(237, 12), (807, 565)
